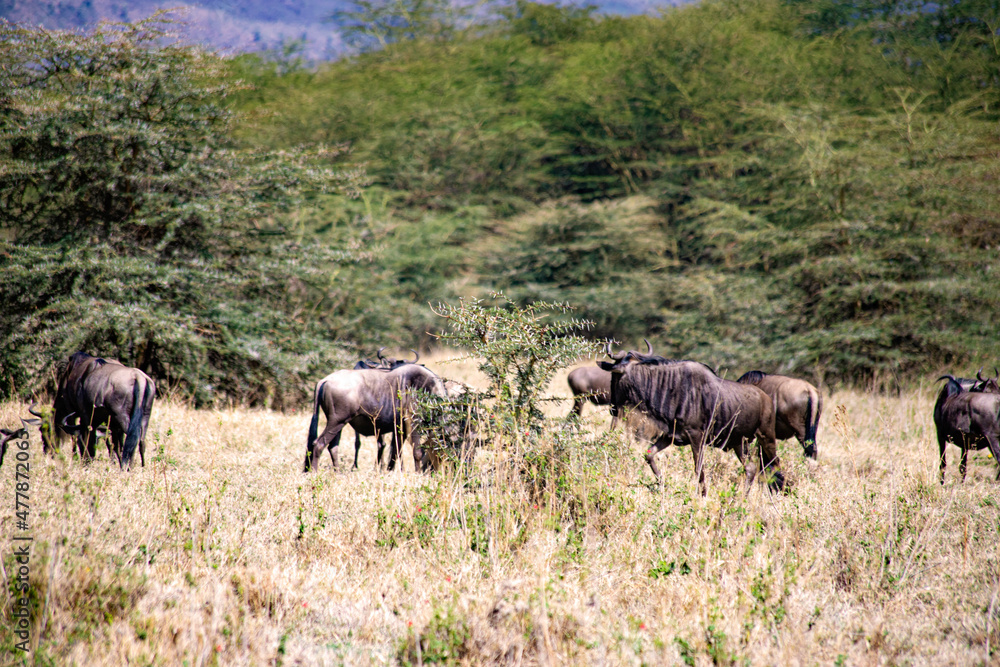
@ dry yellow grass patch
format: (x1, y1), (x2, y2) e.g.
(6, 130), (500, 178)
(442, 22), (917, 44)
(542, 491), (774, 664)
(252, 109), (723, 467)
(1, 353), (998, 665)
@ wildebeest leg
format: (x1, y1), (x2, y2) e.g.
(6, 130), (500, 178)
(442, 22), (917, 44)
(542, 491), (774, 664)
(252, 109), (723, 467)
(609, 405), (621, 431)
(960, 443), (969, 483)
(387, 418), (405, 472)
(391, 419), (410, 472)
(84, 427), (100, 462)
(644, 434), (671, 484)
(411, 430), (425, 472)
(353, 430), (362, 469)
(305, 420), (345, 472)
(985, 433), (1000, 481)
(376, 433), (387, 469)
(570, 397), (584, 419)
(731, 438), (754, 491)
(796, 428), (816, 460)
(76, 413), (94, 461)
(756, 433), (785, 493)
(110, 430), (124, 467)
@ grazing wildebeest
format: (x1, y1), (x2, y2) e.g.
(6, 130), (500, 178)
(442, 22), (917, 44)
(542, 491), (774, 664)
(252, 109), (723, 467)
(42, 352), (155, 469)
(600, 345), (784, 495)
(415, 379), (484, 472)
(935, 374), (1000, 483)
(305, 363), (447, 473)
(736, 371), (823, 459)
(347, 349), (426, 467)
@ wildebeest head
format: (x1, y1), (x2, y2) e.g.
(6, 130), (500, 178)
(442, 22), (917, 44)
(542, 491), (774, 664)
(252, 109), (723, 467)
(972, 368), (1000, 394)
(598, 340), (677, 374)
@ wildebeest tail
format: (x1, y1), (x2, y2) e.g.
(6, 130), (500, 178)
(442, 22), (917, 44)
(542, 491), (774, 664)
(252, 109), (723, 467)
(122, 379), (153, 468)
(804, 395), (815, 443)
(308, 382), (326, 448)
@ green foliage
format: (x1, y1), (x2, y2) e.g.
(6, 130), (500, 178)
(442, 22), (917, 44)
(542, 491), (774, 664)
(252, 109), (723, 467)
(7, 0), (1000, 397)
(0, 15), (373, 404)
(331, 0), (471, 52)
(397, 602), (472, 665)
(223, 0), (1000, 386)
(432, 293), (598, 432)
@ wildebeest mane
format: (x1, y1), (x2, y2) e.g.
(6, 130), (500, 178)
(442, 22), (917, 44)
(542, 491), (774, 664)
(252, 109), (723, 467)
(635, 355), (680, 366)
(737, 370), (767, 385)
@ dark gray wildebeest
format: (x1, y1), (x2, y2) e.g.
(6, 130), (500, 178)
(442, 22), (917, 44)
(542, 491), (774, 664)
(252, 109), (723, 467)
(305, 362), (447, 473)
(346, 349), (427, 467)
(567, 341), (655, 420)
(414, 379), (485, 472)
(934, 373), (1000, 483)
(600, 345), (784, 495)
(39, 352), (155, 469)
(736, 371), (823, 459)
(348, 349), (420, 466)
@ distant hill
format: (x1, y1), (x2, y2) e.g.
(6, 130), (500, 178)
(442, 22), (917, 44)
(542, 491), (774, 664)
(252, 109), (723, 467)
(0, 0), (686, 59)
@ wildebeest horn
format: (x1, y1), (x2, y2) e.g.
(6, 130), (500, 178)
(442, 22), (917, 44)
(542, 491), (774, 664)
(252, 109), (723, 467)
(604, 340), (627, 361)
(60, 412), (80, 432)
(643, 338), (653, 355)
(27, 401), (44, 419)
(377, 347), (387, 361)
(977, 367), (986, 382)
(410, 349), (420, 364)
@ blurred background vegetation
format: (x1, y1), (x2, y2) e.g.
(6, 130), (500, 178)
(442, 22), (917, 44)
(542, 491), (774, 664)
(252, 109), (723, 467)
(3, 0), (999, 404)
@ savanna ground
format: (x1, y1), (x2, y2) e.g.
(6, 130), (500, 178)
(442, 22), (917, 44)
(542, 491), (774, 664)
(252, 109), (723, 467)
(2, 351), (998, 666)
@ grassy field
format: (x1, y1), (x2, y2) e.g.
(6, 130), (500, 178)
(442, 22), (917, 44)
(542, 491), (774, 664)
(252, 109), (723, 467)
(2, 352), (999, 665)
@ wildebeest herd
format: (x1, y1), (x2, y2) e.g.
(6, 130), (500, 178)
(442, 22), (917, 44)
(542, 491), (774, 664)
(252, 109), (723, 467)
(7, 346), (1000, 491)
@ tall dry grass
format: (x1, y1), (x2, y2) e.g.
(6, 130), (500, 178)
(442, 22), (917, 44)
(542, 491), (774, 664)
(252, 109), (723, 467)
(1, 352), (998, 665)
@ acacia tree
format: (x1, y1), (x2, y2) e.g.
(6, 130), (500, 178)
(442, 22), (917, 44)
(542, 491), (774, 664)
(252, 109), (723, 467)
(0, 15), (372, 406)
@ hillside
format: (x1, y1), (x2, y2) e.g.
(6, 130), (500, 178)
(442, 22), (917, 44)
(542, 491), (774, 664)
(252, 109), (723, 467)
(229, 0), (1000, 390)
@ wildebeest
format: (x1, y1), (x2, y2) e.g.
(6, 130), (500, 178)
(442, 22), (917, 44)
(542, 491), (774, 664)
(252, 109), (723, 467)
(934, 374), (1000, 483)
(971, 368), (1000, 394)
(600, 345), (784, 495)
(567, 341), (654, 420)
(305, 362), (447, 473)
(41, 352), (155, 469)
(348, 349), (420, 466)
(736, 371), (823, 459)
(414, 379), (484, 472)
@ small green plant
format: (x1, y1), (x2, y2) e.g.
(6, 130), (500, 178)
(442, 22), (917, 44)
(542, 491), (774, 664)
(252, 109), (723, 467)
(431, 293), (598, 436)
(397, 603), (472, 665)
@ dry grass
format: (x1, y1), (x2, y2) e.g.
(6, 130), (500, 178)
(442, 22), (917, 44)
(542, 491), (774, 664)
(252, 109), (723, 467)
(2, 351), (999, 666)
